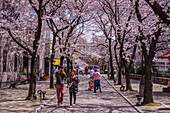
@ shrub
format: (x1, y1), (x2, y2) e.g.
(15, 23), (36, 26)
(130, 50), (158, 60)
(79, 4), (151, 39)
(130, 68), (135, 74)
(22, 72), (27, 75)
(161, 72), (170, 78)
(100, 70), (104, 73)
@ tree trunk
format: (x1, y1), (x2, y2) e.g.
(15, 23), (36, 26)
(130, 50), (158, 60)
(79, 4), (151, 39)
(117, 59), (122, 85)
(67, 57), (70, 76)
(60, 56), (64, 66)
(109, 39), (114, 80)
(49, 54), (54, 88)
(124, 39), (137, 91)
(49, 33), (56, 89)
(26, 54), (37, 100)
(125, 69), (133, 91)
(124, 60), (133, 91)
(143, 59), (154, 104)
(70, 60), (73, 72)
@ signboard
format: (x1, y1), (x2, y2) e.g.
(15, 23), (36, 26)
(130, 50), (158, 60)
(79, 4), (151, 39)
(53, 58), (60, 65)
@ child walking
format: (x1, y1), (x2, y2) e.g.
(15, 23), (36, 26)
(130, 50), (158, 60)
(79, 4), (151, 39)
(67, 68), (80, 108)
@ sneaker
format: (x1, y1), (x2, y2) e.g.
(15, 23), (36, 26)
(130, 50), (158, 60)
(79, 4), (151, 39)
(93, 91), (96, 93)
(100, 91), (102, 93)
(60, 98), (63, 104)
(69, 105), (72, 108)
(73, 104), (75, 106)
(58, 103), (60, 106)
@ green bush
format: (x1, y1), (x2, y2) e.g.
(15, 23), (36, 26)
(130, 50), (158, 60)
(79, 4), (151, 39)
(130, 68), (135, 74)
(136, 64), (145, 74)
(100, 70), (104, 73)
(136, 67), (141, 74)
(161, 72), (170, 78)
(152, 62), (158, 72)
(22, 72), (27, 75)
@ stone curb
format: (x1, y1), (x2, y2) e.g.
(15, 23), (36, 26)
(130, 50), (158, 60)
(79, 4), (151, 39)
(102, 76), (144, 113)
(31, 94), (57, 113)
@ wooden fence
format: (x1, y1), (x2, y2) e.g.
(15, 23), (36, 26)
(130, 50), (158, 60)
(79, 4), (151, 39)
(130, 74), (170, 85)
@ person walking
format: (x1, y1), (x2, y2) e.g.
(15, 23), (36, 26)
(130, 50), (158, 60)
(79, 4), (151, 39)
(76, 65), (79, 75)
(85, 67), (88, 76)
(88, 67), (94, 90)
(67, 68), (80, 108)
(92, 69), (102, 93)
(55, 66), (67, 106)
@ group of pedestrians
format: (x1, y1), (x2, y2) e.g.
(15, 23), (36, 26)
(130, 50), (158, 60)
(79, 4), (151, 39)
(55, 66), (79, 108)
(89, 67), (102, 93)
(55, 65), (102, 108)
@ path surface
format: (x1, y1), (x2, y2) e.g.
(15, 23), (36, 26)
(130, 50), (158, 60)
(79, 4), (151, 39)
(39, 75), (138, 113)
(0, 80), (56, 113)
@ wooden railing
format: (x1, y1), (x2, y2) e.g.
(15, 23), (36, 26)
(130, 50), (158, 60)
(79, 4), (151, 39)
(130, 74), (170, 85)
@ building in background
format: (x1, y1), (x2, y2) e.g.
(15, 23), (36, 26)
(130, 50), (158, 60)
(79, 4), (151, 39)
(0, 24), (53, 88)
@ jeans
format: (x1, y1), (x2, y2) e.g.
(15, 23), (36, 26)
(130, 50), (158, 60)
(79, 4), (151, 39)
(56, 84), (65, 104)
(94, 80), (101, 92)
(69, 91), (76, 105)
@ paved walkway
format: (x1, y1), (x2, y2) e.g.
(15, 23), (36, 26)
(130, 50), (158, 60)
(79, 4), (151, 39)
(109, 76), (170, 113)
(39, 75), (138, 113)
(0, 80), (56, 113)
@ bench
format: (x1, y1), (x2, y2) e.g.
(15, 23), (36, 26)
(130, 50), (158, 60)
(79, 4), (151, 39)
(20, 78), (26, 85)
(163, 88), (170, 92)
(9, 81), (16, 88)
(163, 82), (170, 92)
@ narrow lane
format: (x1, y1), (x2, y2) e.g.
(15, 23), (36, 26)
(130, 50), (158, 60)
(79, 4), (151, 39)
(39, 75), (138, 113)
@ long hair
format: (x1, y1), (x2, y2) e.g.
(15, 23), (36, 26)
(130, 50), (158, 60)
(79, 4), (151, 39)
(72, 68), (76, 76)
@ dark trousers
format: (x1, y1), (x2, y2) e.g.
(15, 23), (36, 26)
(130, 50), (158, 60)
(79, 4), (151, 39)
(69, 91), (76, 105)
(94, 80), (102, 92)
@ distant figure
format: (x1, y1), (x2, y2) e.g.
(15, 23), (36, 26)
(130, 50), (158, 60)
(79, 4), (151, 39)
(85, 67), (88, 76)
(76, 66), (79, 75)
(88, 67), (94, 90)
(55, 66), (67, 106)
(67, 68), (80, 108)
(92, 69), (102, 93)
(90, 67), (94, 78)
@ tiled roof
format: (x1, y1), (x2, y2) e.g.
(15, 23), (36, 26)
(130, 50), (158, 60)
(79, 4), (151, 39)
(158, 52), (170, 59)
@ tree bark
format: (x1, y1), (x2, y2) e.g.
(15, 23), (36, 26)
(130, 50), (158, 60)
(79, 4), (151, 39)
(67, 57), (70, 76)
(49, 53), (54, 88)
(117, 59), (122, 85)
(26, 54), (37, 100)
(109, 39), (114, 80)
(49, 33), (56, 88)
(144, 0), (170, 25)
(124, 38), (137, 91)
(70, 60), (73, 72)
(60, 56), (64, 66)
(123, 60), (133, 91)
(143, 59), (153, 104)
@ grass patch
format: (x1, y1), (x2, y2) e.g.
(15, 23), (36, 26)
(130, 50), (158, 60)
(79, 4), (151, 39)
(142, 103), (161, 106)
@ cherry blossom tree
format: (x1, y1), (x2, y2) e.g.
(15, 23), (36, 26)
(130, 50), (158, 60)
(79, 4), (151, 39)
(93, 0), (137, 87)
(92, 5), (115, 80)
(51, 0), (93, 75)
(45, 0), (68, 88)
(133, 0), (169, 104)
(0, 0), (52, 100)
(144, 0), (170, 25)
